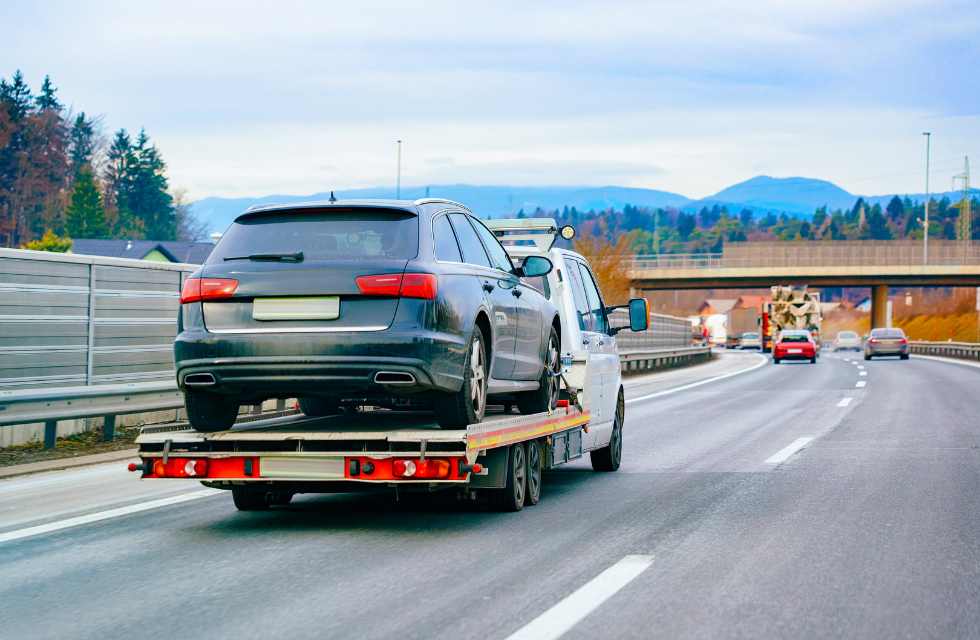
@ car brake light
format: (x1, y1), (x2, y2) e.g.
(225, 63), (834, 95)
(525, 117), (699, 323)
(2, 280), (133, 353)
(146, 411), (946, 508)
(356, 273), (437, 300)
(869, 338), (878, 343)
(180, 277), (238, 303)
(899, 338), (908, 344)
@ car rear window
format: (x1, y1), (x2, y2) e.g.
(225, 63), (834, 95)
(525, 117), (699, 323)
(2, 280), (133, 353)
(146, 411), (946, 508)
(871, 328), (905, 339)
(742, 332), (759, 338)
(779, 333), (809, 343)
(209, 209), (419, 263)
(839, 331), (858, 339)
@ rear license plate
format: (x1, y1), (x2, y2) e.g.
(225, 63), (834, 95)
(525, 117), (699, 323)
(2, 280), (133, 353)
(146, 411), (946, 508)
(260, 457), (345, 479)
(788, 348), (803, 354)
(252, 296), (339, 321)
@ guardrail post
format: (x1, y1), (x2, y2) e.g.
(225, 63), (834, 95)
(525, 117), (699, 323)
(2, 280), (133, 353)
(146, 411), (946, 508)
(44, 420), (57, 449)
(103, 415), (116, 442)
(86, 263), (97, 385)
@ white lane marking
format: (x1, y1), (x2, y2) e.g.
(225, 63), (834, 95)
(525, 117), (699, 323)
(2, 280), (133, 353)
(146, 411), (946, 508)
(837, 397), (853, 407)
(857, 365), (865, 370)
(505, 555), (655, 640)
(856, 380), (867, 388)
(0, 489), (221, 544)
(764, 437), (814, 465)
(859, 371), (867, 376)
(626, 354), (767, 405)
(913, 354), (980, 370)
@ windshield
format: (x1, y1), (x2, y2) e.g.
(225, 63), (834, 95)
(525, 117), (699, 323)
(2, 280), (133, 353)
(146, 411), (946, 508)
(209, 209), (419, 263)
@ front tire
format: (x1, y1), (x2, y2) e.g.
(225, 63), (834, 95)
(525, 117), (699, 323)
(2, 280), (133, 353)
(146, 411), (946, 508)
(184, 390), (239, 432)
(591, 389), (624, 472)
(435, 329), (487, 428)
(517, 326), (560, 415)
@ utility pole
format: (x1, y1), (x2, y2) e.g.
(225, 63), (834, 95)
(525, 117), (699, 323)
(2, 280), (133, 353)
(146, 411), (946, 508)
(396, 139), (402, 199)
(953, 156), (971, 244)
(922, 132), (931, 264)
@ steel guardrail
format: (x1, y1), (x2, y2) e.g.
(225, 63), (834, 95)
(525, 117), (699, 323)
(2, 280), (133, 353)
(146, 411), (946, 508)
(909, 341), (980, 361)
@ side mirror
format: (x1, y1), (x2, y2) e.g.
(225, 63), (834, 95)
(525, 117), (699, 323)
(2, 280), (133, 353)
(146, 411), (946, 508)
(628, 298), (648, 332)
(520, 255), (553, 278)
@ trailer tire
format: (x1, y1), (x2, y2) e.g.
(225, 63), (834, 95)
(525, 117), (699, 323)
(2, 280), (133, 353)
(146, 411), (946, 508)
(516, 327), (560, 415)
(491, 443), (526, 512)
(232, 487), (271, 511)
(591, 389), (624, 472)
(299, 396), (340, 417)
(526, 439), (543, 506)
(185, 390), (239, 433)
(435, 329), (487, 428)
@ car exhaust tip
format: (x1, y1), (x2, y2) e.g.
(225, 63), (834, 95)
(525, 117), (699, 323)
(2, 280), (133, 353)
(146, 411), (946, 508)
(184, 372), (217, 386)
(373, 371), (416, 385)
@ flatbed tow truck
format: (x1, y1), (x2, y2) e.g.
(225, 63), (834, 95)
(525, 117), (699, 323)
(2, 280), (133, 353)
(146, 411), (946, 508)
(131, 217), (648, 512)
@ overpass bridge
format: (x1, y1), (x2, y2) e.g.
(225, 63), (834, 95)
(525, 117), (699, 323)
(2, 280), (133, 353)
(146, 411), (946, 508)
(629, 240), (980, 327)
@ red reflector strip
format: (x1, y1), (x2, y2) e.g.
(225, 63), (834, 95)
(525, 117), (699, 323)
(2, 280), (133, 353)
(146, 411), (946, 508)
(180, 278), (238, 303)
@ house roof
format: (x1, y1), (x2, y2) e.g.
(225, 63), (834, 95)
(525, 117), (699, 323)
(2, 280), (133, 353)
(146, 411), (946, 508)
(735, 295), (767, 311)
(71, 239), (215, 264)
(699, 298), (737, 315)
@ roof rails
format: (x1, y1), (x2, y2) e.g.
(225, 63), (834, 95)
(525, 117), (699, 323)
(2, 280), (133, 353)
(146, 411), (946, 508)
(413, 198), (471, 211)
(485, 218), (559, 252)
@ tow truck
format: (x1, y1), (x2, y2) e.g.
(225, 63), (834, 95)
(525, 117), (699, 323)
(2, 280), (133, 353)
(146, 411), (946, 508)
(132, 218), (649, 512)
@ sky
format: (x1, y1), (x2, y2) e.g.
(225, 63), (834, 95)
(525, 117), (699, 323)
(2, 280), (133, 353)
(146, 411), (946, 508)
(3, 0), (979, 200)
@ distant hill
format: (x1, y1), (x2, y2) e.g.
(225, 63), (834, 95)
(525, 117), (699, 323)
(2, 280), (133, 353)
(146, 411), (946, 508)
(189, 178), (976, 234)
(190, 184), (691, 233)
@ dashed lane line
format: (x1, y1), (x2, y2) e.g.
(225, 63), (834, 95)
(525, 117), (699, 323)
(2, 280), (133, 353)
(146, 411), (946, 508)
(856, 380), (867, 388)
(764, 437), (815, 465)
(837, 397), (853, 407)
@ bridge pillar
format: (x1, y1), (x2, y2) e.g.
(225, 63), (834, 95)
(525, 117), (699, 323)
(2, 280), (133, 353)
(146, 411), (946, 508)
(871, 284), (889, 329)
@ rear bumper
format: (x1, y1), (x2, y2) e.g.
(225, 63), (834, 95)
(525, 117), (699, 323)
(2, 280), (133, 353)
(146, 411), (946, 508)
(774, 351), (815, 360)
(175, 329), (466, 399)
(867, 345), (909, 356)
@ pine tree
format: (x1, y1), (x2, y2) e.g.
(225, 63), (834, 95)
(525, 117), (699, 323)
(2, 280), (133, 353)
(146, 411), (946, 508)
(66, 167), (107, 238)
(126, 129), (175, 239)
(69, 113), (97, 177)
(35, 75), (61, 111)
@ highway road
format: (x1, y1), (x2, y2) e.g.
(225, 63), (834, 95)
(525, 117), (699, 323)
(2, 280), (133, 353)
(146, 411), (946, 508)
(2, 351), (979, 639)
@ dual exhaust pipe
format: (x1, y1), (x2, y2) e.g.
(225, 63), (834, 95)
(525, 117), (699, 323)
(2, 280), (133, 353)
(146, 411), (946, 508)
(184, 371), (416, 387)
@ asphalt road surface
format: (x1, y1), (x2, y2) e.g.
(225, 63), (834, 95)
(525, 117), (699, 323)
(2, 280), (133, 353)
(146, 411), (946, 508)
(2, 351), (979, 639)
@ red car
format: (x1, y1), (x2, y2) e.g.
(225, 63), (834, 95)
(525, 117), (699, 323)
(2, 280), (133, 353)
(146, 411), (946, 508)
(773, 330), (817, 364)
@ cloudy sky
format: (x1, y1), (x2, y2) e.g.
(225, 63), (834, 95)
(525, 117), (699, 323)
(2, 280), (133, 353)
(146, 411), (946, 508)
(3, 0), (978, 199)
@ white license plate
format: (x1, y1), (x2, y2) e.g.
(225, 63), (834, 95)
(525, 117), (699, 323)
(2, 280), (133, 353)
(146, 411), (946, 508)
(788, 348), (803, 354)
(260, 457), (345, 479)
(252, 296), (339, 321)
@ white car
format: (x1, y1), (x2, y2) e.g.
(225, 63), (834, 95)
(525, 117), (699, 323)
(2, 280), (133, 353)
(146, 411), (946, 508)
(833, 330), (862, 351)
(739, 332), (762, 349)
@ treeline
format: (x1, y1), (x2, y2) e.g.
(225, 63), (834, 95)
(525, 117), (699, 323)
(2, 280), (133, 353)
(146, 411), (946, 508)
(0, 70), (205, 249)
(527, 195), (980, 254)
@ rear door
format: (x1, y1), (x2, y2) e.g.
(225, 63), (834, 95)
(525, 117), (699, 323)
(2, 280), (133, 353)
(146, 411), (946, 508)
(201, 208), (417, 333)
(448, 212), (518, 380)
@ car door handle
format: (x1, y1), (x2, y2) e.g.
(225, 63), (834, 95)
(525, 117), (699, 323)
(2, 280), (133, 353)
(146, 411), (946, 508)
(482, 282), (495, 293)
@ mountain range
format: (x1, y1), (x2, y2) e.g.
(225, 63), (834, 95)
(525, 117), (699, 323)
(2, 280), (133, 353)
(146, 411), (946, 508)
(189, 176), (977, 234)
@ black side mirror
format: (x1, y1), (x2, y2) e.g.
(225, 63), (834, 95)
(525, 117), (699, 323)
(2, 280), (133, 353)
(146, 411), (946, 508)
(628, 298), (648, 332)
(520, 255), (553, 278)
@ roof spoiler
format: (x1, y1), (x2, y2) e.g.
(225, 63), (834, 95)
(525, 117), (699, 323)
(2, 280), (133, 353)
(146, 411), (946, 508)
(485, 218), (564, 252)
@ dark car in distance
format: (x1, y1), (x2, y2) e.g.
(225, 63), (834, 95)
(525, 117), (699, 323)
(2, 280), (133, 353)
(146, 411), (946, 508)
(175, 198), (561, 431)
(773, 329), (818, 364)
(864, 327), (910, 360)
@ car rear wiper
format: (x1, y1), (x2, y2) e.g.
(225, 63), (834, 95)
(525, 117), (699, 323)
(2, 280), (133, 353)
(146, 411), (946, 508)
(223, 251), (304, 263)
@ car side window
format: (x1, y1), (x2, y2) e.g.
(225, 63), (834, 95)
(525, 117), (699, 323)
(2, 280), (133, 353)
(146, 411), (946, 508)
(469, 217), (514, 272)
(432, 214), (462, 262)
(577, 262), (609, 335)
(564, 260), (593, 331)
(448, 213), (492, 268)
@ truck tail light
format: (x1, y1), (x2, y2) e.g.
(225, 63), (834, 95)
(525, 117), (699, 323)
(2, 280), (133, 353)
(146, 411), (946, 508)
(184, 459), (208, 477)
(392, 458), (450, 479)
(180, 278), (238, 303)
(356, 273), (437, 300)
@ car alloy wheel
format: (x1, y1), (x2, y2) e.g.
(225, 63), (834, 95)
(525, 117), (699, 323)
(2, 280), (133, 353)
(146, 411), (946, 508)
(470, 335), (487, 419)
(512, 443), (527, 507)
(546, 333), (560, 409)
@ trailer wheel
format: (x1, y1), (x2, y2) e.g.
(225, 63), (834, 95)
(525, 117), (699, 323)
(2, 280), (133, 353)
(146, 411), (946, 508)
(526, 440), (543, 506)
(185, 390), (239, 432)
(591, 390), (624, 472)
(231, 487), (271, 511)
(298, 396), (340, 417)
(491, 443), (526, 512)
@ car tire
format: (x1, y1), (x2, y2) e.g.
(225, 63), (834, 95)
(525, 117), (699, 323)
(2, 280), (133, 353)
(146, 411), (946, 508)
(298, 396), (340, 417)
(773, 358), (780, 364)
(491, 443), (526, 512)
(516, 326), (560, 415)
(525, 439), (543, 506)
(900, 354), (910, 360)
(864, 354), (872, 361)
(810, 357), (817, 364)
(185, 390), (239, 432)
(435, 328), (487, 428)
(591, 390), (624, 472)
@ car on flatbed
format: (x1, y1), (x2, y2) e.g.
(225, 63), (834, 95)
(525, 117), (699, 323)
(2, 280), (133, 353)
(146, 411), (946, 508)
(176, 199), (561, 431)
(135, 216), (650, 513)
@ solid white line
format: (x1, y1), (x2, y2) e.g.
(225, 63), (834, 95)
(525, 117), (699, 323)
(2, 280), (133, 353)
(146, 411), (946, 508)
(913, 354), (980, 370)
(856, 380), (867, 388)
(626, 354), (767, 405)
(837, 397), (853, 407)
(859, 371), (867, 376)
(764, 437), (814, 464)
(0, 489), (221, 544)
(505, 555), (655, 640)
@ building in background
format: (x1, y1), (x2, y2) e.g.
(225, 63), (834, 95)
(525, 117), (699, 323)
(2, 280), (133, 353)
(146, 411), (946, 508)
(70, 239), (215, 264)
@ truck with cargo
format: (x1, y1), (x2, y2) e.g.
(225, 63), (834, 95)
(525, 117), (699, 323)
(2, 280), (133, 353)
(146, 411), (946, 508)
(131, 214), (650, 512)
(763, 286), (822, 352)
(724, 306), (761, 348)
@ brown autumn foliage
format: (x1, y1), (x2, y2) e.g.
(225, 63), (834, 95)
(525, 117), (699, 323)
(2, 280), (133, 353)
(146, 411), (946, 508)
(824, 288), (980, 343)
(572, 225), (634, 306)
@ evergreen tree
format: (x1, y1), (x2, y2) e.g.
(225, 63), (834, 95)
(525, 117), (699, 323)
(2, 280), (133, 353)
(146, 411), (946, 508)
(66, 167), (107, 238)
(68, 113), (97, 177)
(35, 75), (61, 111)
(885, 196), (904, 224)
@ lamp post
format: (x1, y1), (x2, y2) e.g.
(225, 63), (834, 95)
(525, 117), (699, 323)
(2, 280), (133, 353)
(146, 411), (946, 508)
(922, 132), (931, 264)
(396, 139), (402, 199)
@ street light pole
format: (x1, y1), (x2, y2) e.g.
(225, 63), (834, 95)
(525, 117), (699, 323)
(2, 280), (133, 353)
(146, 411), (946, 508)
(922, 132), (931, 264)
(396, 139), (402, 199)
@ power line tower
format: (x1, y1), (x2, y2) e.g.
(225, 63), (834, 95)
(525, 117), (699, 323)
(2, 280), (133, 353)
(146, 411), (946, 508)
(953, 155), (971, 244)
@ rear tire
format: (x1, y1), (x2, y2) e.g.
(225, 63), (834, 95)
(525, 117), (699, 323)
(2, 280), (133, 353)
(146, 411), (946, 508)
(591, 390), (624, 472)
(435, 329), (487, 428)
(298, 396), (339, 417)
(491, 443), (526, 512)
(232, 487), (292, 511)
(810, 357), (817, 364)
(900, 354), (910, 360)
(517, 326), (560, 415)
(184, 390), (239, 432)
(773, 358), (780, 364)
(525, 439), (543, 506)
(864, 354), (872, 361)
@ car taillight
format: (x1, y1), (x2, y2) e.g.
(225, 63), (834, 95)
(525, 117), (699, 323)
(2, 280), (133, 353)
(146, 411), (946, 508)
(392, 458), (450, 479)
(899, 338), (908, 344)
(356, 273), (437, 300)
(180, 278), (238, 303)
(869, 338), (878, 343)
